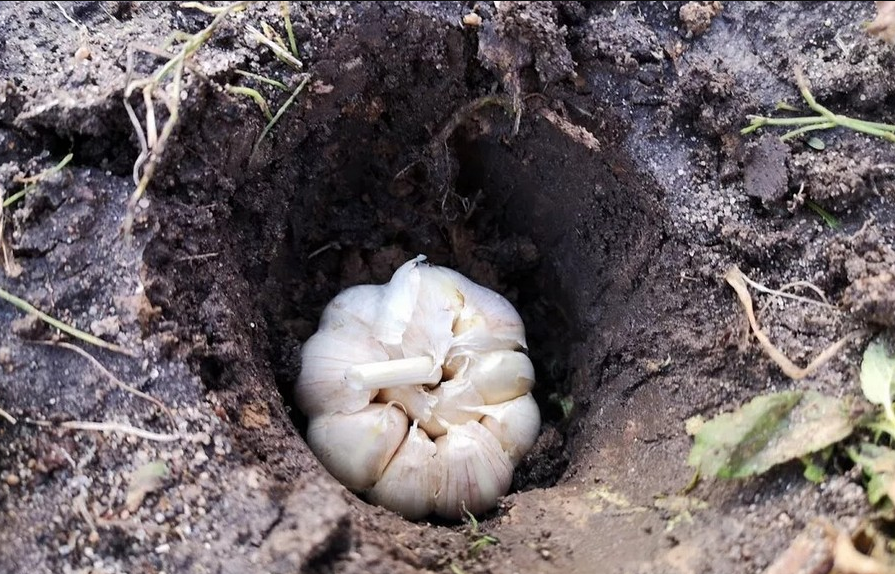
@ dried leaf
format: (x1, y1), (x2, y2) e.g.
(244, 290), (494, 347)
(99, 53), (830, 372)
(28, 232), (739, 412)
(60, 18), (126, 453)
(125, 460), (169, 512)
(689, 391), (855, 478)
(868, 1), (895, 44)
(833, 528), (895, 574)
(763, 519), (836, 574)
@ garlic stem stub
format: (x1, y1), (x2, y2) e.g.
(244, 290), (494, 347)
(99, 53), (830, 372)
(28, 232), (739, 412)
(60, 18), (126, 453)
(296, 255), (541, 520)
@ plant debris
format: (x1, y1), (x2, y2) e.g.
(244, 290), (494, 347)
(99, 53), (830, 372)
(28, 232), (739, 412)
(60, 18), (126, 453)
(859, 337), (895, 428)
(688, 391), (855, 479)
(725, 266), (863, 380)
(742, 69), (895, 144)
(125, 460), (170, 512)
(868, 1), (895, 44)
(849, 443), (895, 507)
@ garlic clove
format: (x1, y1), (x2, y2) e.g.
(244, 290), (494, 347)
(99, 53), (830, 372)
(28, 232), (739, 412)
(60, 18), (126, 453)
(368, 424), (438, 520)
(433, 267), (527, 351)
(400, 267), (463, 365)
(320, 284), (384, 330)
(378, 385), (438, 423)
(474, 393), (541, 465)
(374, 255), (425, 349)
(434, 421), (514, 519)
(307, 403), (409, 492)
(464, 350), (535, 404)
(296, 329), (386, 417)
(418, 377), (485, 438)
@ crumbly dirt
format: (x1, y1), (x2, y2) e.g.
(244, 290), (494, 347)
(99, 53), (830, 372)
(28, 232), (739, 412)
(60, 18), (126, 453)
(0, 2), (894, 574)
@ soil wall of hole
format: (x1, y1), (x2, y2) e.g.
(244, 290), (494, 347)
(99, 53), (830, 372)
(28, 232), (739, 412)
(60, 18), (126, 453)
(145, 2), (665, 494)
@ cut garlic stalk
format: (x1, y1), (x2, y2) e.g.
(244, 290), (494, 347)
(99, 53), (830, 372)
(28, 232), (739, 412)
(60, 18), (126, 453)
(307, 404), (408, 491)
(434, 421), (514, 519)
(296, 255), (541, 520)
(344, 356), (442, 390)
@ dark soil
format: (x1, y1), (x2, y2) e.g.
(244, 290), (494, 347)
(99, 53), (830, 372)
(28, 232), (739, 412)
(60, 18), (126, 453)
(1, 2), (894, 573)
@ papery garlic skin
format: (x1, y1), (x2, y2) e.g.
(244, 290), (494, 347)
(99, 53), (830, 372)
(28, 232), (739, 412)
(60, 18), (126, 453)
(417, 377), (485, 438)
(475, 393), (541, 465)
(464, 350), (535, 404)
(306, 404), (408, 491)
(434, 421), (514, 519)
(296, 329), (385, 417)
(368, 425), (438, 520)
(297, 255), (541, 520)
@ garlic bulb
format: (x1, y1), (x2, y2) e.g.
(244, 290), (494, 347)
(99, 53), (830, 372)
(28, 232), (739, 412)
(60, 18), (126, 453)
(296, 255), (541, 519)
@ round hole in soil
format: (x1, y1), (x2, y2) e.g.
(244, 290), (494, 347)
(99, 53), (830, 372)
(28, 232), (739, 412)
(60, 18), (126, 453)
(143, 10), (661, 533)
(253, 100), (657, 519)
(146, 110), (660, 525)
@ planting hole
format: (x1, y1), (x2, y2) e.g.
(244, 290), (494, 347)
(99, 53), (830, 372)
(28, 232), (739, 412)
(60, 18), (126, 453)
(143, 5), (661, 527)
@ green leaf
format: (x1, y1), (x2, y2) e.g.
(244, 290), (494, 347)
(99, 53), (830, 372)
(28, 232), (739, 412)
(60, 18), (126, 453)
(802, 456), (826, 484)
(804, 199), (841, 230)
(849, 443), (895, 506)
(861, 338), (895, 410)
(688, 391), (854, 478)
(806, 136), (826, 150)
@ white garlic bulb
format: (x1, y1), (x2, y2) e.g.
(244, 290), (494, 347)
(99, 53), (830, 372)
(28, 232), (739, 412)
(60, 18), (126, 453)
(296, 255), (541, 520)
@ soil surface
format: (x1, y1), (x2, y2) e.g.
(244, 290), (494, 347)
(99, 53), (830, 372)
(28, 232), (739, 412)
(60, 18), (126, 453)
(1, 2), (893, 573)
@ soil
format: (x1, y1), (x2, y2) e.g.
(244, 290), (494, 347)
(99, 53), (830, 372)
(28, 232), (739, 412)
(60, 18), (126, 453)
(0, 2), (893, 573)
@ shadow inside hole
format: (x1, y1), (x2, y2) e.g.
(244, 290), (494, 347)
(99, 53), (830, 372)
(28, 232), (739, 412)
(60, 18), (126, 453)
(265, 144), (580, 497)
(256, 93), (662, 520)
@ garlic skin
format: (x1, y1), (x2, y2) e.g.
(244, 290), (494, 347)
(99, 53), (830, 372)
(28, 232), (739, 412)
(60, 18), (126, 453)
(296, 328), (384, 417)
(464, 350), (535, 404)
(418, 377), (484, 438)
(296, 255), (541, 520)
(306, 404), (408, 491)
(435, 421), (514, 519)
(474, 393), (541, 465)
(368, 425), (438, 520)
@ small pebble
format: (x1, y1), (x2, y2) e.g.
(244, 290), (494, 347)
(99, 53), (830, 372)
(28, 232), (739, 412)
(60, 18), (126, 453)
(5, 474), (20, 486)
(462, 13), (482, 26)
